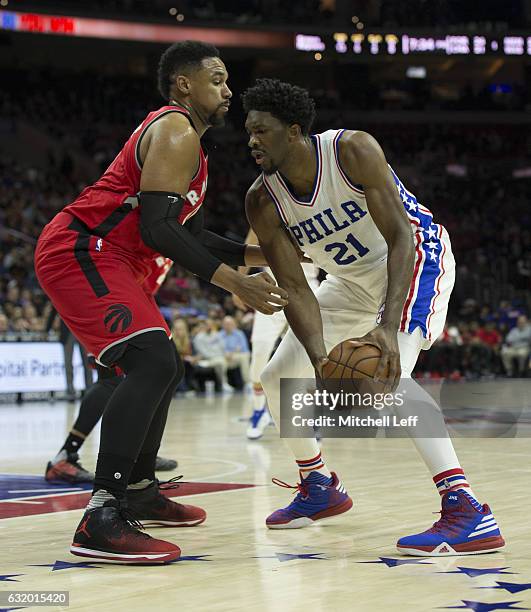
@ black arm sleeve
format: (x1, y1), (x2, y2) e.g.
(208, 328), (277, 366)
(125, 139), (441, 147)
(139, 191), (223, 281)
(199, 230), (247, 265)
(184, 209), (246, 266)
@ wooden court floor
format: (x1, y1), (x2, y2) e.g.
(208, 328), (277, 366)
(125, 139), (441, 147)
(1, 393), (530, 612)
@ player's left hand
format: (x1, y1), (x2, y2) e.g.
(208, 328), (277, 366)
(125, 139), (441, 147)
(349, 324), (401, 392)
(232, 293), (249, 311)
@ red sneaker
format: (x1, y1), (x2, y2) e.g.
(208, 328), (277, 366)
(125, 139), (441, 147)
(127, 478), (206, 527)
(70, 500), (180, 564)
(45, 452), (94, 484)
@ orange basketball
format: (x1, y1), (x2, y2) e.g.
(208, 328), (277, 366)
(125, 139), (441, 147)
(322, 341), (389, 381)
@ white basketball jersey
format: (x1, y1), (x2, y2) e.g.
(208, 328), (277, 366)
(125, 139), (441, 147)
(262, 129), (404, 283)
(262, 129), (453, 344)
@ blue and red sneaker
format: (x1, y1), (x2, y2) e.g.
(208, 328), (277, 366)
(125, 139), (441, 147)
(397, 490), (505, 556)
(266, 471), (353, 529)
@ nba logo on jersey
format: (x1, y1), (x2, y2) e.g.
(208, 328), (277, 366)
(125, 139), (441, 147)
(96, 238), (103, 252)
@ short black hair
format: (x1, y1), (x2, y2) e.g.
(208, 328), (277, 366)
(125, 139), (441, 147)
(241, 78), (316, 135)
(158, 40), (220, 100)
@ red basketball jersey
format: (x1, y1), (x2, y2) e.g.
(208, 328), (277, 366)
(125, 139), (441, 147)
(143, 256), (173, 296)
(62, 105), (208, 263)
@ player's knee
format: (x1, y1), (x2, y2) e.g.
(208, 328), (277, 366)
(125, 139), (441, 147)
(117, 332), (178, 385)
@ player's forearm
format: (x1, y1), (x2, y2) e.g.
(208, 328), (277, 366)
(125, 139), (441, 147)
(210, 264), (247, 293)
(195, 231), (267, 267)
(381, 233), (415, 329)
(139, 191), (224, 281)
(198, 230), (247, 266)
(282, 284), (327, 367)
(244, 245), (268, 267)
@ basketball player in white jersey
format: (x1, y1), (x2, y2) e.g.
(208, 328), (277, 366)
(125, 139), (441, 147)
(241, 79), (504, 557)
(234, 228), (320, 440)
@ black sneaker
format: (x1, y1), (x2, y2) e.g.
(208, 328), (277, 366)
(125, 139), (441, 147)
(127, 478), (206, 527)
(70, 499), (181, 564)
(155, 456), (178, 471)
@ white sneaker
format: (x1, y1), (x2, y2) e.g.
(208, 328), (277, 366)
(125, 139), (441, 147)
(246, 408), (271, 440)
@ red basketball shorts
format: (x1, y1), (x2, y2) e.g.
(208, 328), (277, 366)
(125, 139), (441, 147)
(35, 212), (170, 365)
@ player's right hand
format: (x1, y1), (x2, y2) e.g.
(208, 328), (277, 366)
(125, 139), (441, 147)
(234, 271), (288, 315)
(312, 356), (330, 380)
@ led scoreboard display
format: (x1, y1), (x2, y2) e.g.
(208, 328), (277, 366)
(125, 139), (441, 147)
(296, 32), (531, 56)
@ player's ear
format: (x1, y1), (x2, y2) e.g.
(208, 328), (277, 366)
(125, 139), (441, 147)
(175, 73), (192, 96)
(288, 124), (301, 141)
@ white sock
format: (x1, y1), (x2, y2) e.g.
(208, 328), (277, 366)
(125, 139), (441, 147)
(252, 387), (266, 411)
(86, 489), (115, 510)
(296, 451), (332, 480)
(127, 479), (153, 490)
(52, 449), (68, 465)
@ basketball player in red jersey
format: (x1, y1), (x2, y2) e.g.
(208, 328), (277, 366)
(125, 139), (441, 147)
(34, 41), (288, 564)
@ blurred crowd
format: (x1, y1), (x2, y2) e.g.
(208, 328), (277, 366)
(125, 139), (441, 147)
(1, 67), (529, 381)
(14, 0), (530, 28)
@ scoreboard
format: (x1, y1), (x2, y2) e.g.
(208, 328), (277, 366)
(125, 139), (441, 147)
(296, 32), (531, 57)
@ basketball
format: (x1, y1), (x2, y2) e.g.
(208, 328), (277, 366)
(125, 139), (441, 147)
(322, 341), (389, 381)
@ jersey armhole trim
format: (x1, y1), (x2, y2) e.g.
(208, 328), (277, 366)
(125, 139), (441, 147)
(333, 130), (365, 195)
(262, 175), (290, 227)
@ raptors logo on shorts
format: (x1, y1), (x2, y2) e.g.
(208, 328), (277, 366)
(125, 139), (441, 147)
(104, 304), (133, 333)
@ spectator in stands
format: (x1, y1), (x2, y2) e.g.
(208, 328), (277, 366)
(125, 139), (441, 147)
(501, 315), (531, 377)
(46, 307), (93, 399)
(192, 319), (227, 389)
(476, 320), (502, 348)
(495, 300), (524, 333)
(2, 285), (22, 319)
(172, 317), (199, 393)
(473, 320), (503, 375)
(219, 315), (250, 389)
(0, 312), (9, 335)
(422, 322), (463, 377)
(189, 288), (211, 315)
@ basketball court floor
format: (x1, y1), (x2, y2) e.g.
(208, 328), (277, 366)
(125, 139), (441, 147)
(1, 392), (530, 612)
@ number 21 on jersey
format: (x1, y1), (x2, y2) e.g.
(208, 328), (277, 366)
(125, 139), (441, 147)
(324, 232), (369, 266)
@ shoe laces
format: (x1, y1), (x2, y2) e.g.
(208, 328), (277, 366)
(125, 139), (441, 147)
(428, 508), (465, 535)
(158, 475), (183, 491)
(271, 478), (309, 501)
(116, 503), (145, 532)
